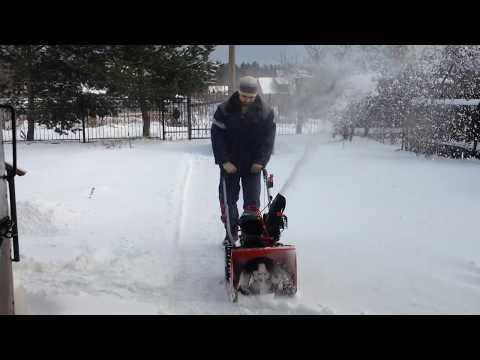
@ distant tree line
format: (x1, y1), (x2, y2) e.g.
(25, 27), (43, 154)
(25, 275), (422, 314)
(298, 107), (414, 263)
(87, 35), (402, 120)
(0, 45), (217, 139)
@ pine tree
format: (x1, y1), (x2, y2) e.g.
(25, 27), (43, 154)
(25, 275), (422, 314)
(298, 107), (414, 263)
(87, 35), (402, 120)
(105, 45), (216, 137)
(0, 45), (115, 138)
(0, 45), (50, 140)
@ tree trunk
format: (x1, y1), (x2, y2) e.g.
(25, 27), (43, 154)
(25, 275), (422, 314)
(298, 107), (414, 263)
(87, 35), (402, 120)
(26, 90), (35, 141)
(473, 114), (479, 155)
(141, 101), (150, 138)
(23, 46), (35, 141)
(296, 113), (304, 134)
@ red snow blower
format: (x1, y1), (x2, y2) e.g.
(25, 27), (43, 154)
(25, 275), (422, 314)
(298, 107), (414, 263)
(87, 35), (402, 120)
(223, 169), (297, 302)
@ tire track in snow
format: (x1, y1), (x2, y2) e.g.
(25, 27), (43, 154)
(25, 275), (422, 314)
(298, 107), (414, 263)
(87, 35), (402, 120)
(174, 157), (194, 248)
(167, 154), (331, 314)
(14, 152), (194, 314)
(168, 155), (233, 313)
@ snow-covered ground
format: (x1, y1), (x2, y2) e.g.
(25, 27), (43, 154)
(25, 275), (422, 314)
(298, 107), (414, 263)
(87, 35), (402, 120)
(6, 128), (480, 314)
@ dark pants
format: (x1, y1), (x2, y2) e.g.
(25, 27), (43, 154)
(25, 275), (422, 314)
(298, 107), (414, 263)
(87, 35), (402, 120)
(218, 167), (261, 235)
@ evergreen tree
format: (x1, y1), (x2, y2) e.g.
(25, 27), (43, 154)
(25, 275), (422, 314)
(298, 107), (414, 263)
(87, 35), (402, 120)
(0, 45), (50, 140)
(0, 45), (115, 138)
(0, 45), (216, 138)
(105, 45), (216, 137)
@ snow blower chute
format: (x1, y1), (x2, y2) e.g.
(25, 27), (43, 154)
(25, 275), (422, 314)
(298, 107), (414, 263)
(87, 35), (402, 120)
(223, 169), (297, 302)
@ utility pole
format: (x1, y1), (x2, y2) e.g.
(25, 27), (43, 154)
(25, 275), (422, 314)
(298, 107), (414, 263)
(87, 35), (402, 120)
(228, 45), (236, 95)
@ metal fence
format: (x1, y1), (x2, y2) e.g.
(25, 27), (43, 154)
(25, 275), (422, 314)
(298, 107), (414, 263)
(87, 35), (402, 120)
(1, 95), (324, 143)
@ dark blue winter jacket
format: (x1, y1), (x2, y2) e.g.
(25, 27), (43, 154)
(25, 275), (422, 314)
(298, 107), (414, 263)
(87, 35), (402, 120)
(211, 92), (276, 174)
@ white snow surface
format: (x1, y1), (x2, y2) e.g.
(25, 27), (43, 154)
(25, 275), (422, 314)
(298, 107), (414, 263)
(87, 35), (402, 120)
(7, 131), (480, 314)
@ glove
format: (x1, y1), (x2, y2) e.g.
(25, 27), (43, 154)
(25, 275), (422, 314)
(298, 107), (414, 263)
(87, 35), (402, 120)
(250, 163), (263, 173)
(222, 162), (238, 174)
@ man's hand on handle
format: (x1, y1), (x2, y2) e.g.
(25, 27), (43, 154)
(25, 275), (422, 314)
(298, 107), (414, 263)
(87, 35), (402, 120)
(223, 162), (238, 174)
(222, 162), (264, 174)
(250, 163), (264, 174)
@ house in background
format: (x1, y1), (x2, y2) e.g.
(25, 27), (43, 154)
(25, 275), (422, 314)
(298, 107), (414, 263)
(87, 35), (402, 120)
(257, 68), (314, 124)
(257, 76), (292, 122)
(208, 85), (229, 96)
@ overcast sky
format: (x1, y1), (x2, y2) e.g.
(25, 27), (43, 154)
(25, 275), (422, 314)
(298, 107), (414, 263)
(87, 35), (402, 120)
(210, 45), (308, 65)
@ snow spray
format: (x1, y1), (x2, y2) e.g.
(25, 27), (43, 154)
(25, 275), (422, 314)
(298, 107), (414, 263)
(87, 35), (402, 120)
(279, 134), (321, 197)
(277, 46), (424, 197)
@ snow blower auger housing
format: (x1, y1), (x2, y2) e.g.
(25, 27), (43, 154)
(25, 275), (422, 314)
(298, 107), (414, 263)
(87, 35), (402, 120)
(223, 169), (297, 302)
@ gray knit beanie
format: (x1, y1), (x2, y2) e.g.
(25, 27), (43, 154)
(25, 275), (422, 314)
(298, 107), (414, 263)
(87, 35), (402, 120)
(239, 76), (258, 95)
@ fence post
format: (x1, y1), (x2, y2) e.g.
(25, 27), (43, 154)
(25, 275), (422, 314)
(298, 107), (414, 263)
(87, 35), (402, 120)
(187, 97), (192, 140)
(82, 110), (87, 143)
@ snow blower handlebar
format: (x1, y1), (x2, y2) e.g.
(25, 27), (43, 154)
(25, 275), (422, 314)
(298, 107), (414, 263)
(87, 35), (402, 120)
(221, 175), (236, 246)
(262, 168), (274, 208)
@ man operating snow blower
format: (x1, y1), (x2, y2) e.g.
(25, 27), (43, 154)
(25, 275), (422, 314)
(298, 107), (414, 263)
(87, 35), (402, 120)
(211, 76), (297, 301)
(211, 76), (276, 247)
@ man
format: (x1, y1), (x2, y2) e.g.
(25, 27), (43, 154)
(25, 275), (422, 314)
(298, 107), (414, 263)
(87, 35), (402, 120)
(211, 76), (276, 245)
